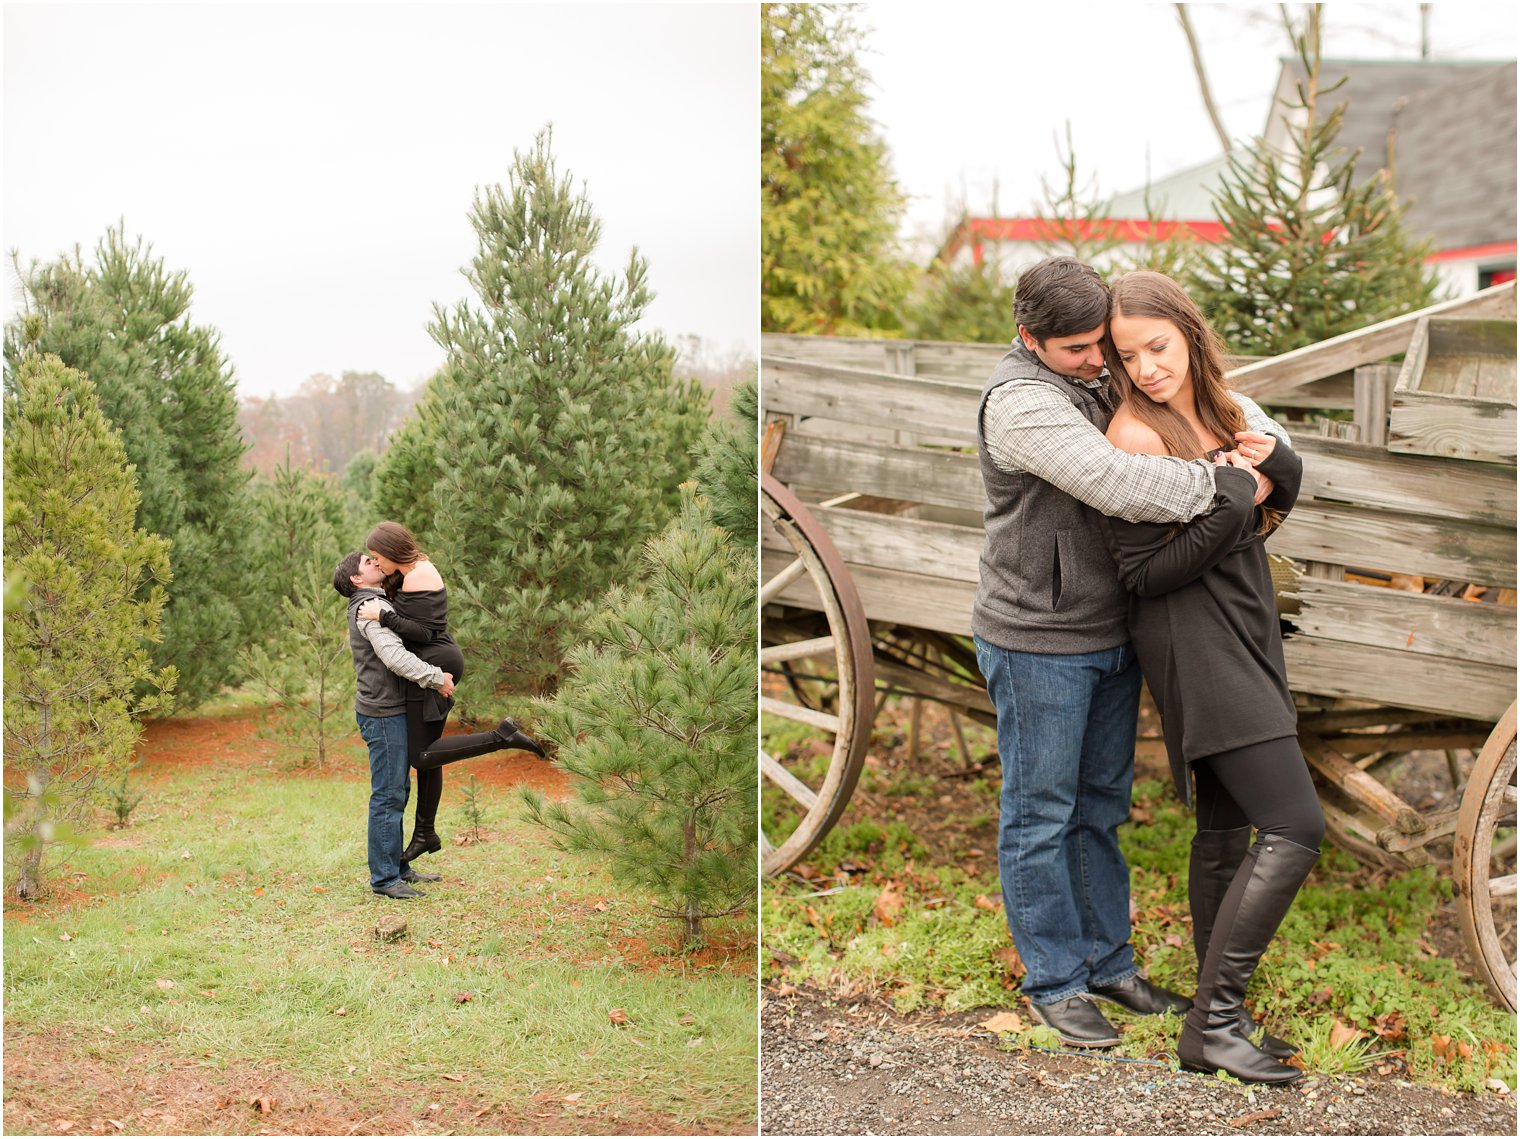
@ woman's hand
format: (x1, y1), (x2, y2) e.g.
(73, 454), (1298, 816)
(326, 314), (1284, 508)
(1215, 449), (1273, 505)
(357, 599), (382, 622)
(1233, 431), (1277, 466)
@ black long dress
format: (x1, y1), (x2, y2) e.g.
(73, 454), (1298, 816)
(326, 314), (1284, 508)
(1103, 444), (1303, 805)
(378, 589), (464, 835)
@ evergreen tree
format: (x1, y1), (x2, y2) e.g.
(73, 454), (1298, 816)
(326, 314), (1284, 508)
(1187, 10), (1438, 356)
(339, 448), (381, 515)
(373, 127), (709, 699)
(902, 254), (1017, 344)
(3, 353), (175, 899)
(690, 376), (759, 540)
(523, 488), (757, 948)
(762, 3), (914, 334)
(5, 227), (252, 705)
(1031, 124), (1125, 265)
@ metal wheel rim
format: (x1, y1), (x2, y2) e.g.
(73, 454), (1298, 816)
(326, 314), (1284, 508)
(760, 472), (875, 875)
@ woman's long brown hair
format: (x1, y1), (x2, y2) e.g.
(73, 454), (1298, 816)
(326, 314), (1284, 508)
(366, 520), (424, 600)
(1101, 271), (1246, 458)
(1102, 272), (1281, 534)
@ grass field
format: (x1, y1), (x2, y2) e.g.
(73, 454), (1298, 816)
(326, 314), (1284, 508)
(4, 704), (758, 1135)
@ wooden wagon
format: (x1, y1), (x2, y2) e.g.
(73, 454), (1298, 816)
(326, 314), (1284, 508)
(759, 283), (1518, 1011)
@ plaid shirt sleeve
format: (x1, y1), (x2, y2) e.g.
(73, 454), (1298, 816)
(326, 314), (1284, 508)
(1231, 392), (1292, 446)
(983, 379), (1219, 524)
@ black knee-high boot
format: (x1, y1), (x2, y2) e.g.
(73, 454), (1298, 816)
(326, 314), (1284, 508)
(402, 706), (445, 863)
(1191, 827), (1297, 1059)
(415, 717), (546, 772)
(1179, 835), (1318, 1083)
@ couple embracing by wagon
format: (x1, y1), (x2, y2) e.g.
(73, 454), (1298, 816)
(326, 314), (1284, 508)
(972, 255), (1324, 1084)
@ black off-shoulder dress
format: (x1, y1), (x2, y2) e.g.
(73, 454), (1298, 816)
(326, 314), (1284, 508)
(1103, 444), (1303, 805)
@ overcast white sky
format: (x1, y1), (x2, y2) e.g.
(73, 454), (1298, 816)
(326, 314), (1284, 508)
(860, 2), (1518, 257)
(4, 3), (758, 399)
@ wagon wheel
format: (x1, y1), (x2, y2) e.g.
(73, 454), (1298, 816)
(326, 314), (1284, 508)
(760, 472), (876, 876)
(1453, 702), (1518, 1010)
(1453, 700), (1517, 1011)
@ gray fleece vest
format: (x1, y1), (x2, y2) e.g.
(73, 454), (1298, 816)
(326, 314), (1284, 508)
(348, 589), (407, 717)
(971, 345), (1130, 655)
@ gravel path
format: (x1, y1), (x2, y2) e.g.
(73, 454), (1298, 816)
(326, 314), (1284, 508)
(761, 984), (1515, 1136)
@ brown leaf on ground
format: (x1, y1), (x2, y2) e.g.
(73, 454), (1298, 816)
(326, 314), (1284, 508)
(608, 1008), (630, 1025)
(873, 883), (905, 927)
(1373, 1010), (1407, 1042)
(154, 979), (174, 990)
(1431, 1033), (1453, 1059)
(440, 1074), (464, 1083)
(1329, 1019), (1366, 1050)
(250, 1095), (274, 1114)
(1310, 985), (1333, 1005)
(993, 946), (1023, 976)
(978, 1011), (1026, 1034)
(453, 992), (472, 1004)
(972, 894), (999, 912)
(679, 1014), (696, 1025)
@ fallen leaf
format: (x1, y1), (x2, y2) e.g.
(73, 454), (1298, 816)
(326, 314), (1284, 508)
(250, 1096), (274, 1115)
(1432, 1033), (1453, 1059)
(440, 1074), (464, 1083)
(332, 1008), (347, 1017)
(51, 1120), (76, 1133)
(198, 990), (215, 999)
(427, 938), (444, 949)
(593, 900), (609, 912)
(775, 982), (797, 997)
(873, 882), (905, 927)
(563, 1092), (583, 1102)
(678, 1014), (696, 1025)
(993, 946), (1023, 975)
(453, 992), (472, 1004)
(180, 850), (191, 860)
(608, 1008), (630, 1025)
(972, 894), (999, 912)
(253, 887), (264, 896)
(1164, 933), (1184, 948)
(978, 1011), (1026, 1034)
(1373, 1010), (1407, 1042)
(154, 979), (174, 990)
(1309, 985), (1333, 1006)
(312, 886), (328, 893)
(100, 1026), (115, 1036)
(59, 932), (73, 942)
(1328, 1019), (1366, 1050)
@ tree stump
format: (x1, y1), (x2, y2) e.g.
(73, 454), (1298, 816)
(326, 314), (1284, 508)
(374, 915), (407, 941)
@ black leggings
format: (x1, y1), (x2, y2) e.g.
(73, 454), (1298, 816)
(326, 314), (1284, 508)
(1193, 736), (1325, 850)
(407, 698), (447, 834)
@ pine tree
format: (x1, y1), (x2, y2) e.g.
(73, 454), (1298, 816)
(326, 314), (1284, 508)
(1031, 124), (1125, 265)
(3, 353), (175, 899)
(690, 377), (759, 540)
(238, 454), (353, 767)
(523, 488), (757, 948)
(762, 3), (914, 334)
(5, 226), (252, 705)
(373, 127), (709, 699)
(1187, 10), (1438, 356)
(902, 254), (1017, 344)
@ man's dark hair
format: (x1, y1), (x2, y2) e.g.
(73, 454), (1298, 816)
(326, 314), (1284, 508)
(1013, 256), (1110, 343)
(333, 550), (364, 599)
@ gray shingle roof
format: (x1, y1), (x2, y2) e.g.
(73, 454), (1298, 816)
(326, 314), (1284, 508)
(1275, 58), (1516, 250)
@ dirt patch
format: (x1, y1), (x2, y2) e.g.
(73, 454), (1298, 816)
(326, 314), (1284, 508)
(760, 983), (1513, 1136)
(126, 707), (572, 799)
(4, 1029), (721, 1137)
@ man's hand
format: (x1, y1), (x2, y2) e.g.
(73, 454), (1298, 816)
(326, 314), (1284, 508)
(357, 598), (383, 623)
(438, 672), (455, 698)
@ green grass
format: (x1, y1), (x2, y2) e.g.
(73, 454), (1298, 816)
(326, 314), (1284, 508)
(6, 738), (756, 1131)
(763, 776), (1515, 1094)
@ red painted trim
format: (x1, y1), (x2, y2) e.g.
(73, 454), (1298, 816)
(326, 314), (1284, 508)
(962, 216), (1230, 244)
(1425, 240), (1517, 263)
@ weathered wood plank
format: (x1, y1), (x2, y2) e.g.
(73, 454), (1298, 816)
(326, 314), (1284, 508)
(1272, 502), (1516, 588)
(1300, 732), (1426, 834)
(762, 549), (977, 634)
(772, 433), (986, 512)
(1288, 577), (1518, 667)
(1386, 397), (1518, 464)
(765, 357), (981, 441)
(1282, 636), (1514, 721)
(1227, 283), (1516, 398)
(1293, 436), (1517, 525)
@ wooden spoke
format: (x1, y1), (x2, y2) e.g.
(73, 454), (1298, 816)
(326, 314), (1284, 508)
(760, 635), (838, 666)
(760, 750), (819, 811)
(760, 695), (841, 734)
(761, 555), (808, 606)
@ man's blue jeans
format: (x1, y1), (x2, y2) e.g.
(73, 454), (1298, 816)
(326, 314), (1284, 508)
(973, 636), (1142, 1005)
(358, 712), (410, 890)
